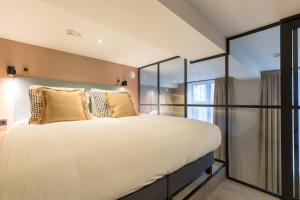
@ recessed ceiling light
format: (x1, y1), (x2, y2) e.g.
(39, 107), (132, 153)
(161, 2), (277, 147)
(65, 29), (81, 37)
(97, 39), (102, 44)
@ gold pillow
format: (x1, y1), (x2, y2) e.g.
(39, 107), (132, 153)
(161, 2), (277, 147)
(106, 92), (137, 118)
(39, 88), (92, 124)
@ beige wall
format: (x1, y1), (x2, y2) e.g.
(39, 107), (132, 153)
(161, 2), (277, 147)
(0, 38), (138, 128)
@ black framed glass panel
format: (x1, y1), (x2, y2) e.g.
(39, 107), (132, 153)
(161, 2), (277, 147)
(187, 106), (226, 161)
(229, 26), (281, 106)
(140, 105), (158, 115)
(159, 105), (184, 117)
(187, 56), (225, 105)
(159, 58), (185, 104)
(228, 108), (281, 194)
(140, 64), (158, 104)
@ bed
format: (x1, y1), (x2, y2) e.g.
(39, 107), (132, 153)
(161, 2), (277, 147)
(0, 114), (221, 200)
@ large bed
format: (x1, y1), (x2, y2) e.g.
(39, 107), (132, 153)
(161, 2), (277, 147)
(0, 114), (221, 200)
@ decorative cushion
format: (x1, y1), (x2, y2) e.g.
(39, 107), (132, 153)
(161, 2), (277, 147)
(106, 92), (137, 118)
(28, 85), (90, 124)
(40, 88), (92, 124)
(28, 88), (44, 124)
(90, 89), (110, 118)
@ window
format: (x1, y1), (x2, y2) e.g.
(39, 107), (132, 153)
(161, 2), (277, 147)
(187, 80), (215, 123)
(189, 81), (215, 104)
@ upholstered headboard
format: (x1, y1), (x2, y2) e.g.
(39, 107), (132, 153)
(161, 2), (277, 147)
(13, 77), (121, 122)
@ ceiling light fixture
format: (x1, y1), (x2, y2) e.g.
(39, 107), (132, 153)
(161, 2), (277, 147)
(97, 39), (102, 44)
(65, 29), (81, 37)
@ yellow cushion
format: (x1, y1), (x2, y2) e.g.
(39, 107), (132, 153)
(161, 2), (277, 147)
(106, 92), (137, 118)
(40, 88), (92, 124)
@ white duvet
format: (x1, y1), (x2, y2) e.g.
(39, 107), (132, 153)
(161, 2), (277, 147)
(0, 115), (221, 200)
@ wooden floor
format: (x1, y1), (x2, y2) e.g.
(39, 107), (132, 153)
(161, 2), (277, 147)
(206, 179), (279, 200)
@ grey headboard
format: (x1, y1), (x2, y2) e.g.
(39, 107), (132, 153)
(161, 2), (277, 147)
(14, 77), (121, 122)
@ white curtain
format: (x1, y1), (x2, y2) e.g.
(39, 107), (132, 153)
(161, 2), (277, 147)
(214, 77), (234, 161)
(259, 70), (281, 194)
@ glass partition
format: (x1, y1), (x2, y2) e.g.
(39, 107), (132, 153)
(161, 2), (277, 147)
(160, 105), (185, 117)
(159, 58), (185, 105)
(228, 25), (281, 195)
(229, 26), (280, 106)
(188, 106), (226, 161)
(140, 105), (158, 114)
(187, 56), (225, 105)
(229, 108), (281, 194)
(140, 64), (158, 105)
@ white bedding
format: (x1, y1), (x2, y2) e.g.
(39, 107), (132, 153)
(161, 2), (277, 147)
(0, 115), (221, 200)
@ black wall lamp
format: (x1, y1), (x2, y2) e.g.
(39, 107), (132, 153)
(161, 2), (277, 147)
(7, 66), (16, 77)
(121, 80), (127, 86)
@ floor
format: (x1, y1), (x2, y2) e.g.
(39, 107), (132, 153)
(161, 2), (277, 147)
(206, 179), (279, 200)
(174, 161), (278, 200)
(174, 161), (226, 200)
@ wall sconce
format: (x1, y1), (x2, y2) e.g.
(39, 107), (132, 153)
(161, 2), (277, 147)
(7, 66), (16, 77)
(121, 80), (127, 86)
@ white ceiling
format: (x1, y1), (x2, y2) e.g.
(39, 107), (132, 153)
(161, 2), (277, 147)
(0, 0), (224, 67)
(186, 0), (300, 37)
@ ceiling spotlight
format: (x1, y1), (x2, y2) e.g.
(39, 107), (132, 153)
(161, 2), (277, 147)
(97, 39), (102, 44)
(65, 29), (81, 37)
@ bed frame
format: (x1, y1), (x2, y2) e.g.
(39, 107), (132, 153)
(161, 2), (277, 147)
(120, 152), (214, 200)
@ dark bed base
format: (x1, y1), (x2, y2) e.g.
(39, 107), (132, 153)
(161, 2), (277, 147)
(119, 152), (214, 200)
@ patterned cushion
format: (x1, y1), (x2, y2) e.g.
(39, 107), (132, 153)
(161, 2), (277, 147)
(28, 88), (44, 124)
(90, 89), (110, 118)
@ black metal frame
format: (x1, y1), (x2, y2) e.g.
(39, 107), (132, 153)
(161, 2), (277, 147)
(281, 16), (300, 200)
(139, 54), (226, 121)
(138, 13), (300, 200)
(226, 22), (282, 199)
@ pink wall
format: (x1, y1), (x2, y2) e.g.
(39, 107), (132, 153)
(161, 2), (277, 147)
(0, 38), (139, 128)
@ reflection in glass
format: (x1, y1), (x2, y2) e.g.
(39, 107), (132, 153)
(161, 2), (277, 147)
(229, 108), (281, 194)
(187, 107), (214, 123)
(229, 26), (280, 105)
(187, 56), (225, 105)
(188, 106), (226, 161)
(140, 65), (158, 104)
(159, 106), (184, 117)
(140, 105), (158, 115)
(160, 58), (184, 104)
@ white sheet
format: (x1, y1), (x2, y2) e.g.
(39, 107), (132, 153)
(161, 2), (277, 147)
(0, 115), (221, 200)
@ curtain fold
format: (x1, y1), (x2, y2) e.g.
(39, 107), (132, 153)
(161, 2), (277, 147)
(214, 77), (234, 161)
(259, 70), (281, 194)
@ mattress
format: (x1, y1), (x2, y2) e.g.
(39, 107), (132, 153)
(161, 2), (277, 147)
(0, 115), (221, 200)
